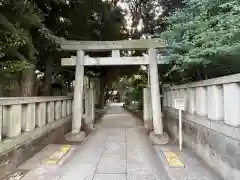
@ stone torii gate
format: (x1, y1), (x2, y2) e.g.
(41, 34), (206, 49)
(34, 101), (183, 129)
(60, 39), (169, 144)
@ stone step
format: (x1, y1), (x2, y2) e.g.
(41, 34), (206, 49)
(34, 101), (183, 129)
(12, 144), (78, 180)
(0, 169), (29, 180)
(154, 145), (222, 180)
(19, 144), (77, 170)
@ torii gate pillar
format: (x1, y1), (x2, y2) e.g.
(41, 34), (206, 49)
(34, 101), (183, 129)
(72, 50), (85, 134)
(65, 50), (86, 141)
(148, 48), (163, 134)
(148, 48), (169, 144)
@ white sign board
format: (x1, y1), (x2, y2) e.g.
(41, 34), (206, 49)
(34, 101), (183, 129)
(174, 97), (185, 151)
(174, 98), (185, 111)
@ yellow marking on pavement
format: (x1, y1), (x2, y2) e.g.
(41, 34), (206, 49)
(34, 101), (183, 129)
(44, 159), (58, 164)
(43, 145), (71, 164)
(163, 152), (185, 168)
(60, 145), (70, 153)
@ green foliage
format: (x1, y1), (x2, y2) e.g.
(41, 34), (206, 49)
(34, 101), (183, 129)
(160, 0), (240, 82)
(0, 0), (127, 96)
(0, 60), (29, 72)
(119, 69), (148, 110)
(0, 0), (43, 49)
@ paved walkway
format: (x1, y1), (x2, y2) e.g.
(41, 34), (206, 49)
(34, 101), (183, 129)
(17, 103), (221, 180)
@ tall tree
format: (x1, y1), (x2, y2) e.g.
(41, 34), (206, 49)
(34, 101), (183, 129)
(0, 0), (44, 96)
(120, 0), (183, 38)
(161, 0), (240, 83)
(0, 0), (127, 96)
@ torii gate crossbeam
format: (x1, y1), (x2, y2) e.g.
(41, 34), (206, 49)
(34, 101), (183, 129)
(61, 56), (168, 66)
(60, 39), (165, 51)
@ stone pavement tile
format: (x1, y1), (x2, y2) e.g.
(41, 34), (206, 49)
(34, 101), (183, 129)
(75, 145), (104, 162)
(126, 128), (170, 180)
(64, 131), (106, 163)
(21, 174), (60, 180)
(106, 132), (126, 143)
(97, 107), (140, 128)
(93, 173), (126, 180)
(127, 146), (157, 173)
(104, 128), (126, 135)
(102, 142), (126, 158)
(155, 145), (222, 180)
(58, 162), (97, 180)
(127, 161), (156, 173)
(127, 146), (164, 175)
(58, 135), (107, 179)
(107, 136), (126, 143)
(97, 155), (127, 174)
(127, 172), (163, 180)
(96, 130), (127, 174)
(20, 165), (62, 180)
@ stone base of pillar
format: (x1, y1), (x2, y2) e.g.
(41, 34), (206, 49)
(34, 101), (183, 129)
(64, 131), (86, 142)
(86, 123), (94, 130)
(149, 131), (169, 145)
(144, 121), (154, 130)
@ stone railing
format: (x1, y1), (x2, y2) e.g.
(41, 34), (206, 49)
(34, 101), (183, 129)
(164, 73), (240, 127)
(163, 74), (240, 180)
(0, 97), (72, 152)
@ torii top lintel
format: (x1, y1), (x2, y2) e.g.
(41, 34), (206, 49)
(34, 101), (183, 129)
(60, 39), (165, 51)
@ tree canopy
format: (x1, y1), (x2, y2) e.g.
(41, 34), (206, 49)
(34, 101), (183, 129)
(1, 0), (240, 98)
(0, 0), (127, 96)
(160, 0), (240, 83)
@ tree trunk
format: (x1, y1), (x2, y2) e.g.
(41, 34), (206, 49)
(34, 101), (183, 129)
(100, 76), (105, 108)
(42, 58), (53, 96)
(116, 80), (124, 102)
(67, 79), (71, 93)
(21, 65), (35, 97)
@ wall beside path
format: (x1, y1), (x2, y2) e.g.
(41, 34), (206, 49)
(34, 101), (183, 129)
(163, 73), (240, 180)
(0, 96), (73, 177)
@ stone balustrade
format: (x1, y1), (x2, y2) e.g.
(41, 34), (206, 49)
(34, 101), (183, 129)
(0, 96), (73, 142)
(0, 93), (98, 168)
(163, 74), (240, 179)
(164, 73), (240, 127)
